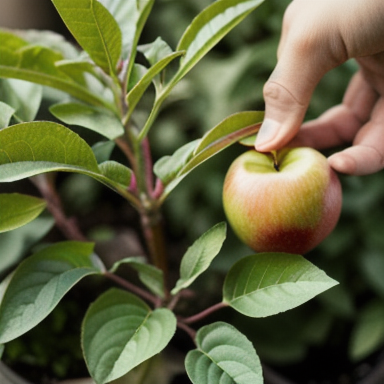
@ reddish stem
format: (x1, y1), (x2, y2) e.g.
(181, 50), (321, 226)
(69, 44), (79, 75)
(140, 210), (169, 291)
(177, 321), (197, 342)
(142, 137), (155, 194)
(104, 271), (158, 306)
(182, 302), (228, 325)
(151, 178), (164, 199)
(31, 174), (87, 241)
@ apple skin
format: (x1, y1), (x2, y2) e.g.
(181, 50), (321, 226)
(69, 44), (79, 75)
(223, 148), (342, 254)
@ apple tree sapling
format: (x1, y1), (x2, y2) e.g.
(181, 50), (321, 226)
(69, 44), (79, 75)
(0, 1), (340, 383)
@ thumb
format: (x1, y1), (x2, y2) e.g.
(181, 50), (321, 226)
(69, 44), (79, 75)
(255, 3), (347, 152)
(255, 53), (329, 152)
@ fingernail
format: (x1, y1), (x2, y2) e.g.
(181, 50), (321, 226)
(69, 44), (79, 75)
(255, 119), (280, 150)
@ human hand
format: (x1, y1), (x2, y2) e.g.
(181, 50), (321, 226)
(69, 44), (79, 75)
(255, 0), (384, 175)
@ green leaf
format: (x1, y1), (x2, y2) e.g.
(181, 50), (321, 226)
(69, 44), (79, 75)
(56, 57), (99, 86)
(239, 134), (257, 146)
(0, 102), (15, 129)
(82, 288), (176, 384)
(98, 0), (138, 60)
(0, 78), (42, 122)
(0, 29), (28, 51)
(127, 64), (148, 92)
(92, 141), (115, 163)
(154, 139), (200, 184)
(192, 111), (263, 160)
(0, 215), (54, 273)
(223, 253), (338, 317)
(0, 193), (46, 233)
(0, 121), (99, 174)
(139, 38), (174, 67)
(0, 241), (102, 343)
(17, 28), (81, 59)
(51, 0), (122, 77)
(110, 257), (165, 299)
(185, 322), (263, 384)
(98, 161), (132, 188)
(349, 300), (384, 361)
(0, 38), (110, 108)
(0, 122), (136, 202)
(124, 0), (155, 84)
(173, 0), (265, 84)
(172, 222), (227, 295)
(160, 112), (263, 198)
(50, 102), (124, 140)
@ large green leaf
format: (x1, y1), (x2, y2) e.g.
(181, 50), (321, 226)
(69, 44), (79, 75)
(0, 193), (46, 233)
(172, 222), (227, 295)
(50, 102), (124, 140)
(82, 288), (176, 384)
(0, 34), (109, 108)
(185, 322), (263, 384)
(172, 0), (265, 84)
(0, 121), (99, 172)
(51, 0), (122, 77)
(0, 241), (103, 343)
(223, 253), (338, 317)
(110, 257), (165, 299)
(0, 122), (136, 202)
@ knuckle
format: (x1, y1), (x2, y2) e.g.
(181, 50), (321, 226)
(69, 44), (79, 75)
(263, 81), (304, 108)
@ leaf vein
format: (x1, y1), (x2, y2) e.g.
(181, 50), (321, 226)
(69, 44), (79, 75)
(275, 265), (289, 285)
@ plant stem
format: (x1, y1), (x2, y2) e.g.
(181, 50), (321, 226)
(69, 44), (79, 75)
(270, 150), (279, 171)
(129, 126), (169, 283)
(31, 174), (87, 241)
(115, 136), (136, 167)
(182, 302), (228, 325)
(140, 209), (169, 285)
(177, 321), (196, 342)
(104, 271), (158, 306)
(142, 138), (155, 194)
(137, 85), (173, 142)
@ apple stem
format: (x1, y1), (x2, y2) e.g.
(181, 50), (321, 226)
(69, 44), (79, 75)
(271, 150), (279, 171)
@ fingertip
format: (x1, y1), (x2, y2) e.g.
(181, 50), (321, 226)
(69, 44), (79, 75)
(328, 147), (384, 176)
(328, 153), (357, 175)
(255, 119), (281, 151)
(257, 80), (309, 151)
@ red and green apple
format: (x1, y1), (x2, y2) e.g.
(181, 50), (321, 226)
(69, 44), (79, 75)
(223, 148), (342, 254)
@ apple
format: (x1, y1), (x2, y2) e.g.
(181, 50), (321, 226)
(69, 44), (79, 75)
(222, 148), (342, 254)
